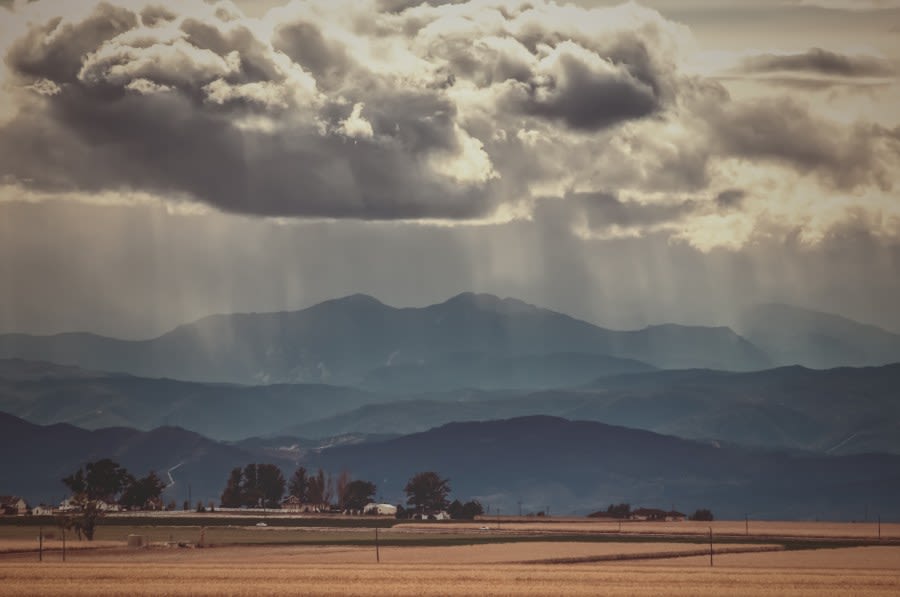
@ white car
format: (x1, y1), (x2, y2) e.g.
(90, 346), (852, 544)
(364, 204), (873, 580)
(255, 522), (268, 527)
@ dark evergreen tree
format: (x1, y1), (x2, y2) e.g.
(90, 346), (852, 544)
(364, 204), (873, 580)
(119, 471), (166, 510)
(342, 480), (376, 512)
(404, 471), (451, 514)
(220, 467), (243, 508)
(288, 467), (308, 502)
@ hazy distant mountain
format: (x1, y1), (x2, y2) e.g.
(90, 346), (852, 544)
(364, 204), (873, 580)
(0, 293), (770, 385)
(309, 416), (900, 520)
(0, 359), (383, 441)
(0, 412), (263, 506)
(285, 364), (900, 456)
(738, 303), (900, 369)
(360, 351), (655, 393)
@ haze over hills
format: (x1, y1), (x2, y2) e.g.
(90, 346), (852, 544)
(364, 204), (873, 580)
(359, 351), (655, 393)
(0, 359), (384, 441)
(281, 364), (900, 456)
(4, 358), (900, 456)
(5, 412), (900, 520)
(0, 293), (770, 385)
(309, 416), (900, 520)
(0, 412), (264, 506)
(738, 303), (900, 369)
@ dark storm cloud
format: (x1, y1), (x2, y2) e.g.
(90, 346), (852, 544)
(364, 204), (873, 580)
(0, 0), (697, 220)
(1, 0), (898, 228)
(140, 5), (177, 27)
(507, 42), (662, 131)
(271, 20), (354, 91)
(711, 98), (897, 191)
(0, 1), (508, 220)
(715, 189), (746, 209)
(5, 3), (138, 83)
(739, 48), (896, 78)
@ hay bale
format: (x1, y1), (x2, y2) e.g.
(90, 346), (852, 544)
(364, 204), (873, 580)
(127, 534), (145, 548)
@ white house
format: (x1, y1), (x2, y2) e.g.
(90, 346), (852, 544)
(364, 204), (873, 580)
(0, 496), (28, 516)
(363, 503), (397, 516)
(32, 504), (54, 516)
(58, 498), (79, 512)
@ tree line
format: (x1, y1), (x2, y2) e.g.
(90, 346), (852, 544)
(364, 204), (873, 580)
(219, 465), (482, 519)
(54, 460), (493, 540)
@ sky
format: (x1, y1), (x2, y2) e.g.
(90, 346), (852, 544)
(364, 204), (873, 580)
(0, 0), (898, 339)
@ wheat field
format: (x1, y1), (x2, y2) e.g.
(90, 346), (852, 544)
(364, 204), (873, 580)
(1, 521), (898, 595)
(1, 554), (898, 596)
(1, 542), (898, 596)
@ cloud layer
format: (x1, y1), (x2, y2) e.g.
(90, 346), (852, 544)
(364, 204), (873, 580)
(0, 0), (898, 250)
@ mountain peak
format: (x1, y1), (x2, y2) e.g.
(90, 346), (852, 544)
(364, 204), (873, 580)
(440, 292), (537, 313)
(321, 293), (387, 309)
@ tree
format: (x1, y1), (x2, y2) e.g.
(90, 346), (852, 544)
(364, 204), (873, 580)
(256, 463), (286, 508)
(447, 499), (463, 519)
(61, 459), (133, 541)
(63, 459), (131, 503)
(606, 503), (631, 519)
(404, 471), (451, 514)
(241, 464), (263, 507)
(342, 480), (376, 512)
(220, 467), (243, 508)
(335, 470), (351, 509)
(448, 499), (484, 520)
(120, 471), (166, 510)
(288, 467), (308, 502)
(219, 464), (286, 509)
(690, 508), (714, 522)
(306, 468), (332, 509)
(461, 500), (484, 519)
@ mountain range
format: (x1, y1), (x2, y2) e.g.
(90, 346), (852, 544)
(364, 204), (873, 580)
(3, 295), (899, 389)
(4, 358), (899, 455)
(3, 293), (900, 518)
(0, 293), (771, 385)
(4, 412), (899, 520)
(737, 303), (900, 370)
(283, 364), (900, 455)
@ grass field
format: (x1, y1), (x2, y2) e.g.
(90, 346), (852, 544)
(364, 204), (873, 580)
(1, 548), (898, 596)
(1, 519), (898, 595)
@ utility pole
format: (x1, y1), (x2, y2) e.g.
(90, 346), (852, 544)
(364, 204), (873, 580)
(708, 527), (713, 567)
(375, 527), (380, 563)
(745, 514), (749, 536)
(38, 527), (43, 562)
(878, 515), (882, 541)
(62, 527), (66, 562)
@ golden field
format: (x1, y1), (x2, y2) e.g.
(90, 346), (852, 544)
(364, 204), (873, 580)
(1, 546), (899, 596)
(1, 520), (898, 596)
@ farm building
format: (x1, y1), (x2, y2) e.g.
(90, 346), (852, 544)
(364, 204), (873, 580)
(31, 504), (54, 516)
(631, 508), (668, 521)
(0, 496), (28, 516)
(363, 503), (397, 516)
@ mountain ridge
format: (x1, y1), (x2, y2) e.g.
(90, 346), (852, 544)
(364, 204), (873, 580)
(5, 412), (900, 520)
(0, 293), (771, 384)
